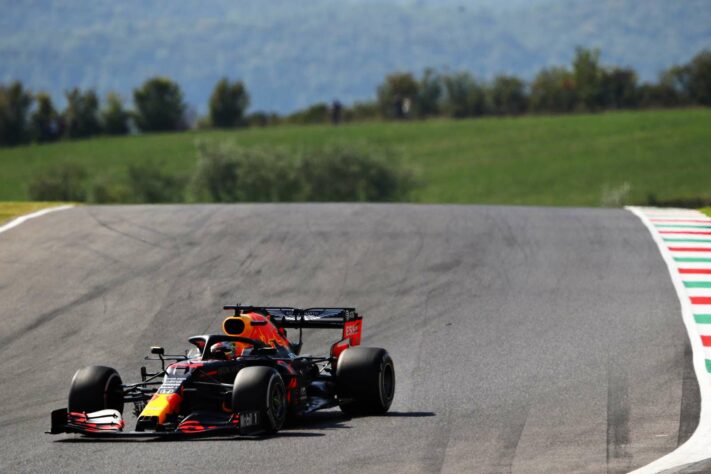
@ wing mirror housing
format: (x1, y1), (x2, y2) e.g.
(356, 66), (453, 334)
(150, 346), (165, 371)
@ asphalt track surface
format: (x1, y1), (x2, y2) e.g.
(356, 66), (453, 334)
(0, 204), (700, 473)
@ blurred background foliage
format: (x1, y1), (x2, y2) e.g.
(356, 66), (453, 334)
(2, 0), (710, 208)
(26, 143), (417, 204)
(1, 0), (709, 114)
(3, 47), (711, 146)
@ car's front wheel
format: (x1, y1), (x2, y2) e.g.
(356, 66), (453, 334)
(68, 365), (124, 414)
(232, 366), (287, 433)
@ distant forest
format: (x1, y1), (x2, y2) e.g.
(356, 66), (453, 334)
(1, 47), (710, 147)
(1, 0), (710, 113)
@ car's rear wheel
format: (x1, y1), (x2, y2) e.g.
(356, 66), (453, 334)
(232, 366), (287, 433)
(68, 365), (124, 414)
(336, 347), (395, 415)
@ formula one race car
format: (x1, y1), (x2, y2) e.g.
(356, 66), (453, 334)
(49, 305), (395, 438)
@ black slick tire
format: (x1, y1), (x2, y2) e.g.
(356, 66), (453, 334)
(68, 365), (124, 414)
(232, 366), (287, 433)
(336, 347), (395, 415)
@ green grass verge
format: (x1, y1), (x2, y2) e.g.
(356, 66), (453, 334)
(0, 202), (73, 225)
(700, 208), (711, 218)
(1, 108), (709, 206)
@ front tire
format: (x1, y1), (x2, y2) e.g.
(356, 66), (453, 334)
(232, 366), (287, 433)
(68, 365), (124, 414)
(337, 347), (395, 415)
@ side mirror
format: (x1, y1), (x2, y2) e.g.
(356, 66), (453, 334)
(150, 346), (165, 356)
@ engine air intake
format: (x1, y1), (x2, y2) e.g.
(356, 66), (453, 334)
(223, 317), (247, 336)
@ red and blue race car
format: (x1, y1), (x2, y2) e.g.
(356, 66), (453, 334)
(49, 305), (395, 437)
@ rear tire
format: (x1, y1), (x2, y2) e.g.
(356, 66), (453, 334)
(337, 347), (395, 415)
(232, 366), (287, 433)
(68, 365), (124, 414)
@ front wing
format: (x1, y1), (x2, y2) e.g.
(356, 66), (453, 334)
(48, 408), (264, 438)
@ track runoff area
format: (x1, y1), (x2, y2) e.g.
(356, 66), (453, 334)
(629, 207), (711, 473)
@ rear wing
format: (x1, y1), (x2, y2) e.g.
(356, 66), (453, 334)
(223, 305), (362, 351)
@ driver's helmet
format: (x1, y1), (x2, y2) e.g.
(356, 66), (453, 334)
(210, 341), (238, 360)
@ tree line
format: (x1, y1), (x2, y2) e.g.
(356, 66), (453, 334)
(0, 77), (250, 147)
(246, 47), (711, 124)
(1, 47), (710, 147)
(312, 47), (711, 123)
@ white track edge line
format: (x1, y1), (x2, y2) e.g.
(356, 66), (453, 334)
(0, 205), (74, 235)
(628, 206), (711, 473)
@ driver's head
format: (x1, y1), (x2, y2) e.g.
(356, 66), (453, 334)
(210, 341), (236, 360)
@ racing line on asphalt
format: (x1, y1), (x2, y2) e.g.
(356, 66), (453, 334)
(629, 207), (711, 473)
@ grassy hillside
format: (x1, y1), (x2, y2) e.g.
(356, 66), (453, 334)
(1, 108), (709, 207)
